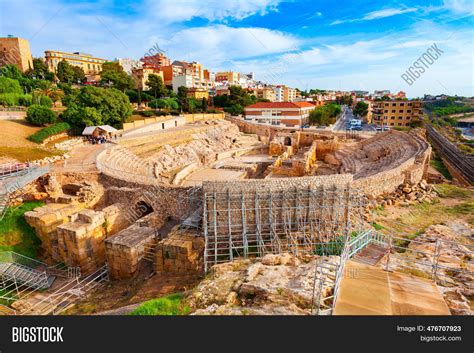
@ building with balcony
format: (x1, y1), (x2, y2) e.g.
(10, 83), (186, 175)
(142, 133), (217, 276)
(244, 101), (316, 127)
(371, 100), (422, 127)
(45, 50), (107, 81)
(0, 36), (33, 72)
(253, 87), (276, 102)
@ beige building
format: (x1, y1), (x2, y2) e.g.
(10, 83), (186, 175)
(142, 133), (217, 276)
(0, 36), (33, 72)
(215, 71), (240, 85)
(372, 100), (422, 127)
(253, 87), (276, 102)
(131, 65), (164, 91)
(45, 50), (107, 81)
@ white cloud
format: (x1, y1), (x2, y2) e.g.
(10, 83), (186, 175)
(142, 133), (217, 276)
(331, 7), (418, 25)
(164, 25), (299, 66)
(442, 0), (474, 14)
(144, 0), (283, 23)
(362, 7), (418, 20)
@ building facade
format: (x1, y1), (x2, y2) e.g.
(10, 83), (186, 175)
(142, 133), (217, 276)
(244, 102), (316, 127)
(371, 100), (423, 127)
(253, 87), (276, 102)
(131, 65), (164, 91)
(0, 36), (33, 72)
(45, 50), (107, 81)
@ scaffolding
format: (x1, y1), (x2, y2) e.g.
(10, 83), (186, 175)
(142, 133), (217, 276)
(203, 183), (365, 271)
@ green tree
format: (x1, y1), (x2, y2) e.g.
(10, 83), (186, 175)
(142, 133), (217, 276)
(71, 66), (86, 83)
(25, 58), (54, 81)
(353, 101), (369, 117)
(56, 60), (76, 83)
(62, 86), (132, 128)
(0, 76), (23, 94)
(309, 104), (341, 126)
(146, 74), (165, 99)
(201, 97), (208, 112)
(0, 64), (23, 80)
(177, 86), (189, 112)
(26, 104), (56, 126)
(100, 62), (134, 91)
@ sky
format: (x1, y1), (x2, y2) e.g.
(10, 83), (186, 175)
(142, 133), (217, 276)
(1, 0), (473, 97)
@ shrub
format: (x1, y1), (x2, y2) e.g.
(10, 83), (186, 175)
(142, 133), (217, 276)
(140, 110), (155, 117)
(0, 93), (32, 107)
(26, 105), (57, 126)
(38, 95), (53, 108)
(0, 77), (23, 94)
(27, 122), (70, 143)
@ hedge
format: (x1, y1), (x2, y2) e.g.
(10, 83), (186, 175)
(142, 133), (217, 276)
(27, 122), (71, 143)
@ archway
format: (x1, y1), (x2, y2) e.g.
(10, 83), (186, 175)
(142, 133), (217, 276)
(284, 136), (292, 146)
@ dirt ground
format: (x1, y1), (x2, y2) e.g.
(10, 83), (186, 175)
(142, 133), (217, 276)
(0, 119), (60, 163)
(64, 263), (201, 315)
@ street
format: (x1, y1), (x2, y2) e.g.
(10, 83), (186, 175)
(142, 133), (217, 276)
(332, 106), (376, 132)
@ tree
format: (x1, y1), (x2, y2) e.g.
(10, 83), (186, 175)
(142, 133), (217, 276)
(25, 58), (54, 81)
(56, 60), (76, 83)
(62, 86), (132, 128)
(146, 74), (165, 99)
(309, 104), (341, 126)
(0, 77), (23, 94)
(100, 62), (134, 91)
(71, 66), (86, 83)
(353, 101), (369, 117)
(0, 64), (22, 80)
(202, 97), (208, 112)
(177, 86), (189, 112)
(26, 104), (56, 126)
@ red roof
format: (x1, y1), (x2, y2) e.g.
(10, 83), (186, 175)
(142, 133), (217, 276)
(245, 101), (315, 109)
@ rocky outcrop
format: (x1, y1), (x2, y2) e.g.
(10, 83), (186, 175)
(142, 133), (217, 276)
(187, 253), (338, 315)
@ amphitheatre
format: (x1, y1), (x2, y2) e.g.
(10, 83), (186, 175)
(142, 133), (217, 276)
(1, 115), (472, 316)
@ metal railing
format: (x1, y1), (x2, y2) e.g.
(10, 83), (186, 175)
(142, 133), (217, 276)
(21, 264), (109, 315)
(312, 229), (474, 315)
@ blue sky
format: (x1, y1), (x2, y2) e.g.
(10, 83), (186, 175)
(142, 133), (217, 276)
(1, 0), (473, 97)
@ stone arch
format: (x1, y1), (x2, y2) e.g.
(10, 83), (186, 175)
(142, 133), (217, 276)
(284, 136), (292, 146)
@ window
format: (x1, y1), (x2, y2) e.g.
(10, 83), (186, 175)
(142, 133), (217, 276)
(384, 110), (388, 113)
(407, 110), (411, 113)
(384, 103), (389, 106)
(408, 103), (412, 106)
(398, 123), (402, 126)
(390, 122), (394, 126)
(162, 123), (165, 129)
(391, 116), (395, 119)
(400, 103), (404, 106)
(399, 110), (404, 113)
(392, 110), (396, 113)
(392, 103), (396, 106)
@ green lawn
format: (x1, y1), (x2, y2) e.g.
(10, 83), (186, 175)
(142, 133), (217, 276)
(0, 201), (43, 258)
(129, 293), (190, 316)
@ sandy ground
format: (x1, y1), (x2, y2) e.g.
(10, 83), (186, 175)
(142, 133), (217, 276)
(0, 119), (42, 148)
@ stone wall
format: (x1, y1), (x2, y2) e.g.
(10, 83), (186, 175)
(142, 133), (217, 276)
(105, 223), (157, 279)
(155, 228), (205, 274)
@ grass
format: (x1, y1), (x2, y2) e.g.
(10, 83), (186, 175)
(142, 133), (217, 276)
(371, 222), (384, 231)
(0, 201), (43, 258)
(0, 146), (62, 163)
(429, 152), (452, 180)
(434, 183), (473, 199)
(129, 293), (190, 316)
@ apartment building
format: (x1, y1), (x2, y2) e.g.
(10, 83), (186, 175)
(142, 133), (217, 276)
(244, 101), (315, 127)
(141, 52), (170, 68)
(45, 50), (107, 81)
(187, 88), (209, 100)
(253, 87), (276, 102)
(273, 85), (297, 102)
(131, 64), (164, 91)
(170, 61), (214, 93)
(371, 100), (423, 127)
(0, 36), (33, 72)
(215, 71), (240, 85)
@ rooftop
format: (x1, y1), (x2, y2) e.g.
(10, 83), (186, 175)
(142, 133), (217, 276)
(245, 101), (315, 109)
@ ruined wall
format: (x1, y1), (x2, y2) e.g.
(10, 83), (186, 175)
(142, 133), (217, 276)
(155, 229), (205, 274)
(105, 223), (157, 279)
(55, 204), (130, 274)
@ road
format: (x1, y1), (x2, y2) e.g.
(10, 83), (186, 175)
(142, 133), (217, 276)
(332, 107), (375, 132)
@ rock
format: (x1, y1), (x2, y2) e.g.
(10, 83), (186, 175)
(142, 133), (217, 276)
(402, 186), (412, 194)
